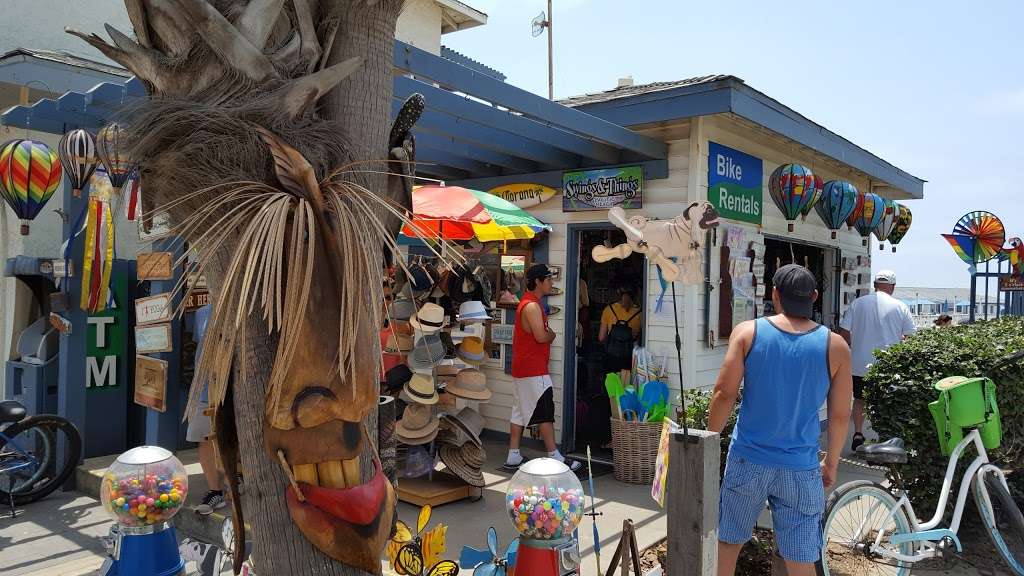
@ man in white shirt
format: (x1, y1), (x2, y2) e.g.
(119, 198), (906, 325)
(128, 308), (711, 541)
(839, 270), (916, 450)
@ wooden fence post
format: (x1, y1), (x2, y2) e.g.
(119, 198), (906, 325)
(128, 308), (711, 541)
(666, 429), (720, 576)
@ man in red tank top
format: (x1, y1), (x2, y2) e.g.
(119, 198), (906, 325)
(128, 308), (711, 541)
(504, 264), (580, 471)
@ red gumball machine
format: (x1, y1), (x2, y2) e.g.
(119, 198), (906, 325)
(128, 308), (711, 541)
(505, 458), (583, 576)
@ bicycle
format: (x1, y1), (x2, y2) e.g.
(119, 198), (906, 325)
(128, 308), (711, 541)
(0, 400), (82, 516)
(817, 386), (1024, 574)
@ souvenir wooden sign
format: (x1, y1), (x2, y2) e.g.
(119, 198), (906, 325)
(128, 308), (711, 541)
(136, 323), (173, 353)
(134, 355), (168, 412)
(135, 293), (172, 325)
(184, 290), (210, 312)
(137, 251), (174, 280)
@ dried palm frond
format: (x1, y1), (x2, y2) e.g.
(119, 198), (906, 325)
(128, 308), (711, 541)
(172, 127), (460, 421)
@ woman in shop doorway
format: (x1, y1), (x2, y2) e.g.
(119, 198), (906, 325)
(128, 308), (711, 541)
(599, 285), (642, 382)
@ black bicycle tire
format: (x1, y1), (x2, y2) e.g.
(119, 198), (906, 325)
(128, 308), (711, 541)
(975, 471), (1024, 575)
(0, 415), (82, 505)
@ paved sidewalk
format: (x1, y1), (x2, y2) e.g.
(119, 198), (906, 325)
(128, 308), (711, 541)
(0, 490), (111, 576)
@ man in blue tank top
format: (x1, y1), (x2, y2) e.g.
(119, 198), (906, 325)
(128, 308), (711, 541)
(709, 264), (853, 575)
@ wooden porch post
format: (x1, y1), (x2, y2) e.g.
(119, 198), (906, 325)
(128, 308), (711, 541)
(666, 429), (720, 575)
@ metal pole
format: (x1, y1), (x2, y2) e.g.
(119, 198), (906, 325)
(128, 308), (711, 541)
(547, 0), (554, 100)
(984, 260), (990, 320)
(969, 268), (977, 323)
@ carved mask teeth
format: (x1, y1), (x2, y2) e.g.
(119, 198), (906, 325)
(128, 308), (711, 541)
(278, 451), (363, 490)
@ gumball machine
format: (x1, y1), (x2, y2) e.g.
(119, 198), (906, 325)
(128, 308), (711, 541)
(506, 458), (583, 576)
(99, 446), (188, 575)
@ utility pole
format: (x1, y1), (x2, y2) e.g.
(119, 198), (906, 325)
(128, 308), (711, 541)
(547, 0), (554, 100)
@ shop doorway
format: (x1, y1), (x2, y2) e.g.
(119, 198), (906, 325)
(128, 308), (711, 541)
(563, 225), (646, 464)
(761, 237), (839, 327)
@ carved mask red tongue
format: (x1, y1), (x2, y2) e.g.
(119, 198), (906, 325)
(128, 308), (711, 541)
(299, 462), (386, 526)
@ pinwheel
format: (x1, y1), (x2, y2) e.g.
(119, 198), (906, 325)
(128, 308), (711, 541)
(0, 139), (63, 235)
(942, 211), (1005, 266)
(814, 180), (859, 239)
(800, 173), (823, 221)
(58, 128), (99, 198)
(768, 163), (816, 232)
(872, 199), (899, 250)
(886, 203), (913, 253)
(853, 192), (885, 247)
(96, 123), (136, 193)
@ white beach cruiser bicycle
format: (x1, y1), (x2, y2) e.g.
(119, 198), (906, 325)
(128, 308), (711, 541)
(817, 367), (1024, 575)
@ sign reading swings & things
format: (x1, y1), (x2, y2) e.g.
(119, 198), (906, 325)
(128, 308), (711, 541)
(562, 165), (643, 212)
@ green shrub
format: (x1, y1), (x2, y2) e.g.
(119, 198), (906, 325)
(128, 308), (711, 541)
(865, 316), (1024, 512)
(680, 388), (736, 476)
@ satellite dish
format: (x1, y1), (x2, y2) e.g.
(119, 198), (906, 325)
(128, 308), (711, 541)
(531, 11), (547, 37)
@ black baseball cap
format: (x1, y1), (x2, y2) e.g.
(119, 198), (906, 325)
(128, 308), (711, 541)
(526, 263), (554, 282)
(773, 264), (816, 319)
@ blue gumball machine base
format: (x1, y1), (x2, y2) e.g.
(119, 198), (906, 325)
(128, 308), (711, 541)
(100, 523), (185, 576)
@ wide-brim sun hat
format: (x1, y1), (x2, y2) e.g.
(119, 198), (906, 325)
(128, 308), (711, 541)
(441, 406), (484, 448)
(446, 369), (492, 401)
(439, 442), (485, 487)
(397, 426), (438, 446)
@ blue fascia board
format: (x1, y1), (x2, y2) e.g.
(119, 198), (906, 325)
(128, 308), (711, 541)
(415, 161), (468, 181)
(451, 158), (669, 191)
(440, 46), (506, 81)
(395, 76), (621, 165)
(413, 131), (536, 173)
(394, 40), (668, 160)
(728, 85), (924, 198)
(416, 145), (502, 177)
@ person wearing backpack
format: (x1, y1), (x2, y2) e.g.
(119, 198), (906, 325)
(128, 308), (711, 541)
(599, 286), (642, 378)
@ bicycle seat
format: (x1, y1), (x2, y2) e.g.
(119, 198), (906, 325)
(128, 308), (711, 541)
(857, 437), (908, 465)
(0, 401), (27, 424)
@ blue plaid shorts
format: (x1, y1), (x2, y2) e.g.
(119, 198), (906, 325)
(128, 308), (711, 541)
(719, 456), (825, 564)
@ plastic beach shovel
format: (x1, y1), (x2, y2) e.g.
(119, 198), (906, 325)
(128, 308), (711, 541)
(605, 373), (625, 419)
(646, 404), (668, 423)
(640, 380), (669, 420)
(620, 388), (643, 420)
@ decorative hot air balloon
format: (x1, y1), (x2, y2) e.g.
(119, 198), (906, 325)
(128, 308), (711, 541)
(942, 211), (1005, 268)
(886, 203), (912, 253)
(872, 199), (898, 250)
(853, 192), (885, 247)
(0, 139), (63, 235)
(58, 129), (99, 198)
(768, 163), (816, 232)
(814, 180), (859, 239)
(845, 191), (864, 231)
(96, 123), (135, 193)
(800, 174), (823, 222)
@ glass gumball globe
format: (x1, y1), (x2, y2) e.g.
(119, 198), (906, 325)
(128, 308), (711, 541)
(505, 458), (584, 541)
(100, 446), (188, 531)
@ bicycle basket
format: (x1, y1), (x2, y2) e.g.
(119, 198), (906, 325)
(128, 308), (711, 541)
(929, 376), (1001, 455)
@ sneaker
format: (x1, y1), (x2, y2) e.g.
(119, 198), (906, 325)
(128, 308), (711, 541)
(501, 454), (524, 471)
(196, 490), (226, 515)
(565, 459), (582, 472)
(851, 433), (865, 452)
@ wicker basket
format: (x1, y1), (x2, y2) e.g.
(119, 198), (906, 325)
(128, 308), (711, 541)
(610, 417), (662, 484)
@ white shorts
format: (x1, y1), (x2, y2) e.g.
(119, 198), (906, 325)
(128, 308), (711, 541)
(510, 375), (554, 426)
(186, 399), (212, 443)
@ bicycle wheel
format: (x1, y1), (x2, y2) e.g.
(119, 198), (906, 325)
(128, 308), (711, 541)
(973, 469), (1024, 575)
(818, 480), (914, 576)
(0, 415), (81, 505)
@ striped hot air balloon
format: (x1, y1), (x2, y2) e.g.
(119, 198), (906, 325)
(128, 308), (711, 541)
(768, 163), (816, 232)
(58, 129), (99, 198)
(800, 173), (823, 222)
(886, 203), (912, 253)
(814, 180), (859, 239)
(872, 199), (899, 250)
(96, 123), (135, 192)
(0, 139), (62, 235)
(853, 192), (885, 247)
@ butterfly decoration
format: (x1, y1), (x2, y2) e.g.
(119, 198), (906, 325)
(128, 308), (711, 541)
(459, 526), (520, 576)
(388, 504), (452, 576)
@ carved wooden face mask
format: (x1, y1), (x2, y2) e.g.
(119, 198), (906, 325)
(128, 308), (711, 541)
(180, 129), (445, 574)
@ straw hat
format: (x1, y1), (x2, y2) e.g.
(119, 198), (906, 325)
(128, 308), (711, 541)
(409, 333), (446, 371)
(439, 442), (486, 487)
(457, 300), (491, 323)
(384, 332), (413, 354)
(440, 406), (484, 448)
(409, 302), (446, 333)
(455, 336), (486, 365)
(403, 373), (438, 405)
(434, 364), (460, 386)
(396, 404), (439, 440)
(446, 369), (492, 401)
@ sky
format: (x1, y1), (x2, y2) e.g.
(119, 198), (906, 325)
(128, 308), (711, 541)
(443, 0), (1024, 290)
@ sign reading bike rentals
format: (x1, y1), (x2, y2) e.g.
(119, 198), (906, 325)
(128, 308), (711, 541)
(707, 142), (763, 225)
(562, 165), (643, 212)
(487, 183), (558, 208)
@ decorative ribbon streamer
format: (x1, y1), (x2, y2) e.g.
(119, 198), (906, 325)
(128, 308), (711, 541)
(79, 198), (114, 313)
(125, 176), (140, 221)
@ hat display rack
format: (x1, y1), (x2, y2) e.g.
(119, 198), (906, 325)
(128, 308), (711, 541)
(387, 266), (499, 499)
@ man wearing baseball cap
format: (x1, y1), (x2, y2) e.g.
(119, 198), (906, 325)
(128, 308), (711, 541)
(709, 264), (852, 574)
(839, 269), (916, 451)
